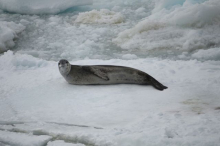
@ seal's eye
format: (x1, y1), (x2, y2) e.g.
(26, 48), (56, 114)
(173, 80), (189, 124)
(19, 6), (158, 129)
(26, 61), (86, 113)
(58, 63), (60, 65)
(66, 61), (68, 63)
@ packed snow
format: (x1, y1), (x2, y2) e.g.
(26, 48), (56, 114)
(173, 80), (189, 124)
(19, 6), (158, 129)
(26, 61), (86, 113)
(0, 0), (220, 145)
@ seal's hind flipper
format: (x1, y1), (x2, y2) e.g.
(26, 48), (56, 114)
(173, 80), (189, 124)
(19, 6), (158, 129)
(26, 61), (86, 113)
(149, 76), (168, 91)
(82, 66), (109, 81)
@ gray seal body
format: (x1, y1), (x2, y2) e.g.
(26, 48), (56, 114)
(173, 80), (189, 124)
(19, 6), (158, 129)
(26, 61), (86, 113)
(58, 59), (168, 91)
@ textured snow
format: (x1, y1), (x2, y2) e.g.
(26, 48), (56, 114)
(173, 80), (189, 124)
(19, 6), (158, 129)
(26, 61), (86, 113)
(1, 0), (218, 60)
(0, 0), (93, 14)
(113, 0), (220, 58)
(47, 140), (85, 146)
(151, 0), (220, 26)
(0, 21), (25, 53)
(0, 130), (51, 146)
(192, 48), (220, 60)
(75, 9), (124, 24)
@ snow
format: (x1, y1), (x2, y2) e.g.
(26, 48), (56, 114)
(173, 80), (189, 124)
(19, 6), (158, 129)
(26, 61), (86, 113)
(0, 0), (93, 14)
(0, 0), (220, 145)
(48, 141), (85, 146)
(113, 0), (220, 59)
(192, 48), (220, 60)
(151, 0), (220, 27)
(1, 51), (220, 145)
(122, 54), (138, 60)
(75, 9), (124, 24)
(0, 21), (25, 53)
(0, 130), (51, 146)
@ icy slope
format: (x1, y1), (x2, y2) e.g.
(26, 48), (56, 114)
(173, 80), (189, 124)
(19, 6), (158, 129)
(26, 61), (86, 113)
(0, 51), (220, 145)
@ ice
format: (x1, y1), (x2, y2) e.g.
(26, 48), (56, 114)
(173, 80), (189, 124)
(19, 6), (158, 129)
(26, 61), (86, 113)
(152, 0), (209, 13)
(75, 9), (124, 24)
(49, 141), (86, 146)
(1, 51), (220, 145)
(47, 140), (85, 146)
(122, 54), (137, 60)
(0, 0), (155, 61)
(151, 0), (220, 27)
(1, 0), (220, 145)
(0, 0), (93, 14)
(1, 0), (218, 60)
(0, 51), (47, 70)
(192, 48), (220, 60)
(0, 130), (51, 146)
(113, 0), (220, 59)
(0, 21), (25, 53)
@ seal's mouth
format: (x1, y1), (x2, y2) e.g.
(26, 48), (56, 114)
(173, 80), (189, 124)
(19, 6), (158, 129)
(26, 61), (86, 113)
(58, 64), (65, 68)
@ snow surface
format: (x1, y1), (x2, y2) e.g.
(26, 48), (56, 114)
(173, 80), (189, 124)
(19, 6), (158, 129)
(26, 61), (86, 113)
(75, 9), (124, 24)
(0, 0), (93, 14)
(0, 130), (51, 146)
(0, 51), (220, 145)
(0, 21), (25, 53)
(0, 0), (220, 145)
(113, 0), (220, 58)
(48, 140), (85, 146)
(192, 47), (220, 60)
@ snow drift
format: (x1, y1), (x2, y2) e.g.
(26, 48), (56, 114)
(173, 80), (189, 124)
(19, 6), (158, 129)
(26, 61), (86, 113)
(0, 0), (93, 14)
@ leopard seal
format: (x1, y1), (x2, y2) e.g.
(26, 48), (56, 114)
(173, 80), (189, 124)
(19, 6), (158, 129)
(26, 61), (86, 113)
(58, 59), (168, 91)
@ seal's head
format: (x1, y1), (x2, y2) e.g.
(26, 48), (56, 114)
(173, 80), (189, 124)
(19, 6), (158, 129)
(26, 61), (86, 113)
(58, 59), (71, 76)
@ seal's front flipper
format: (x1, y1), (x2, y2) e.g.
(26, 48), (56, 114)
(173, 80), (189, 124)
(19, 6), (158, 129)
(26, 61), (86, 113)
(82, 66), (109, 81)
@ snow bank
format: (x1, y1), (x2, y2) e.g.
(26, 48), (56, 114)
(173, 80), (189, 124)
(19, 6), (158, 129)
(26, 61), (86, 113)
(48, 140), (85, 146)
(0, 131), (51, 146)
(113, 0), (220, 59)
(0, 0), (93, 14)
(0, 21), (25, 53)
(75, 9), (124, 24)
(0, 51), (47, 70)
(113, 21), (166, 46)
(192, 48), (220, 60)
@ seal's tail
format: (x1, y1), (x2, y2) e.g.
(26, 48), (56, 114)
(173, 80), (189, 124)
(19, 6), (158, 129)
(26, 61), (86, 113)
(149, 76), (168, 91)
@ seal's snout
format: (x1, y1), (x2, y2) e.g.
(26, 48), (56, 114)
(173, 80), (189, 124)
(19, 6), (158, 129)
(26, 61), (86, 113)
(59, 64), (64, 68)
(58, 62), (63, 68)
